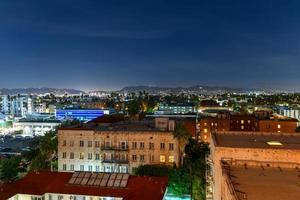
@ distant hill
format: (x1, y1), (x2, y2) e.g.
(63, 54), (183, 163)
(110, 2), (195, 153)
(0, 88), (85, 95)
(117, 85), (257, 95)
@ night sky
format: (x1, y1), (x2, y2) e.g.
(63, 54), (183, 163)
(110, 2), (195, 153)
(1, 1), (300, 91)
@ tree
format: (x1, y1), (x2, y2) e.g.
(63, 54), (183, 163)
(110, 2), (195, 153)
(184, 139), (209, 200)
(28, 131), (58, 171)
(127, 99), (140, 119)
(173, 123), (191, 166)
(0, 157), (21, 182)
(134, 164), (190, 198)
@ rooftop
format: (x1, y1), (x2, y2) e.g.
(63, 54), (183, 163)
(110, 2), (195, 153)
(213, 131), (300, 149)
(224, 163), (300, 200)
(0, 171), (168, 200)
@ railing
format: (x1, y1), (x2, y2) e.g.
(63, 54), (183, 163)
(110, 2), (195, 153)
(102, 158), (129, 164)
(101, 145), (129, 151)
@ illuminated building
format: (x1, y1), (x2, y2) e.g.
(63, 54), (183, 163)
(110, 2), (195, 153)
(58, 118), (180, 174)
(1, 94), (34, 117)
(13, 119), (61, 136)
(199, 112), (298, 143)
(208, 131), (300, 200)
(157, 103), (197, 114)
(55, 109), (110, 121)
(0, 171), (168, 200)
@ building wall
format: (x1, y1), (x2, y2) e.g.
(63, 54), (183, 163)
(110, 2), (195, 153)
(211, 144), (300, 200)
(58, 129), (179, 174)
(9, 193), (122, 200)
(258, 120), (297, 133)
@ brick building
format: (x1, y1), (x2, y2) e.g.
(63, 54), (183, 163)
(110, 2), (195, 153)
(199, 112), (298, 143)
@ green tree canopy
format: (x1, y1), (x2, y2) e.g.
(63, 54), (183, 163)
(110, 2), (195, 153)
(0, 157), (21, 182)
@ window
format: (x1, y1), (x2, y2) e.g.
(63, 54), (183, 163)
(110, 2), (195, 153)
(132, 142), (137, 149)
(95, 141), (100, 147)
(62, 140), (66, 146)
(241, 120), (244, 124)
(80, 165), (84, 171)
(140, 142), (144, 149)
(140, 155), (145, 162)
(169, 143), (174, 151)
(88, 153), (93, 160)
(95, 153), (100, 160)
(169, 156), (175, 163)
(63, 164), (67, 170)
(204, 128), (208, 133)
(70, 140), (74, 147)
(149, 142), (154, 150)
(160, 143), (165, 150)
(132, 155), (137, 161)
(105, 141), (111, 148)
(151, 155), (154, 162)
(160, 155), (165, 163)
(88, 165), (93, 171)
(88, 141), (93, 147)
(70, 152), (74, 159)
(79, 140), (84, 147)
(121, 141), (127, 149)
(70, 164), (74, 171)
(96, 165), (100, 172)
(278, 124), (281, 129)
(241, 125), (244, 130)
(62, 152), (66, 159)
(80, 152), (84, 159)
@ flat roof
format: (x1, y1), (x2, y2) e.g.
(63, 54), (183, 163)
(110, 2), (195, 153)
(213, 131), (300, 149)
(0, 171), (168, 200)
(227, 165), (300, 200)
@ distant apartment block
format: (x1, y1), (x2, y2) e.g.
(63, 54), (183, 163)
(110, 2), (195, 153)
(280, 108), (300, 122)
(0, 94), (34, 117)
(58, 118), (180, 174)
(199, 111), (298, 143)
(157, 103), (197, 114)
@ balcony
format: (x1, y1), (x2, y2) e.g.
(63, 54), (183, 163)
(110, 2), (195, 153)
(102, 158), (129, 164)
(101, 145), (129, 151)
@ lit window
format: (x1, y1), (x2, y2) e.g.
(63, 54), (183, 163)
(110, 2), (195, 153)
(204, 123), (207, 126)
(160, 155), (165, 163)
(278, 124), (281, 129)
(80, 152), (84, 159)
(204, 128), (208, 133)
(204, 135), (208, 140)
(267, 141), (283, 146)
(169, 156), (174, 163)
(241, 120), (244, 124)
(241, 125), (244, 130)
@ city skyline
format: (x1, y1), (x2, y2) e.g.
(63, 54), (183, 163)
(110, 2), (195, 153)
(1, 1), (300, 91)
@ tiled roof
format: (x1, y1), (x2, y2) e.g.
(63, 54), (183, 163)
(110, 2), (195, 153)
(0, 171), (168, 200)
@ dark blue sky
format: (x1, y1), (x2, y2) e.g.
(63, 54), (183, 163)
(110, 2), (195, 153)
(1, 0), (300, 91)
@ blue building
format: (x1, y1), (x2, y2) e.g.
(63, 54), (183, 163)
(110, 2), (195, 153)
(55, 109), (110, 121)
